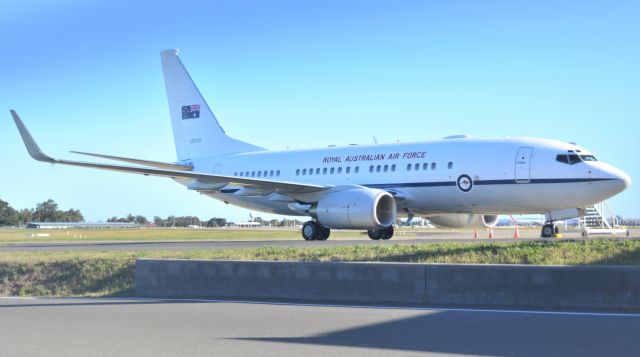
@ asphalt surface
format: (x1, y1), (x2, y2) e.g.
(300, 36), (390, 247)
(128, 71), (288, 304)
(1, 234), (637, 252)
(0, 237), (544, 251)
(0, 297), (638, 356)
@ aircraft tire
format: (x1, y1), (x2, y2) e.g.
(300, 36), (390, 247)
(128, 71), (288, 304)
(302, 221), (318, 241)
(381, 226), (394, 240)
(367, 229), (383, 240)
(317, 226), (330, 241)
(541, 224), (555, 238)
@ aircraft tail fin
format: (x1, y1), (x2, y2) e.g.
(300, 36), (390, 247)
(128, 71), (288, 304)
(160, 49), (264, 161)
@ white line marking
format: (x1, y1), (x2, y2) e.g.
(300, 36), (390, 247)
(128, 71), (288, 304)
(2, 296), (639, 318)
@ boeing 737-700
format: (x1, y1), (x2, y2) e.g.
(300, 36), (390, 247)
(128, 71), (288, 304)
(11, 50), (631, 240)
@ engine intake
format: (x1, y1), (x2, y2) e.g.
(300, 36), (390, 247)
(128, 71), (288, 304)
(310, 188), (396, 229)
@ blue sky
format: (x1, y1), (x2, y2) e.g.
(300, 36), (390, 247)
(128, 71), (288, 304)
(1, 0), (638, 221)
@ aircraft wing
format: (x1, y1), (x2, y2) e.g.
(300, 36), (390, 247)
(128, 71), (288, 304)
(11, 110), (328, 194)
(69, 151), (193, 171)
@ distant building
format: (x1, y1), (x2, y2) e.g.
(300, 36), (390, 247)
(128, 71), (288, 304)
(228, 221), (262, 228)
(26, 222), (144, 229)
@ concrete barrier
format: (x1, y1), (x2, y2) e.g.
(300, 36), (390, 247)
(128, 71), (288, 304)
(136, 259), (640, 310)
(136, 259), (427, 304)
(425, 264), (640, 310)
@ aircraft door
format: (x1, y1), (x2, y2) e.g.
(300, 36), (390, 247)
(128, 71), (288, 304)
(515, 147), (533, 183)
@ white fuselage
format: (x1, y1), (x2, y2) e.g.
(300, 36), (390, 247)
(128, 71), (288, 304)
(180, 136), (630, 218)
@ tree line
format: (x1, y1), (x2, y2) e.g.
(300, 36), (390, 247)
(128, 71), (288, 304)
(1, 198), (308, 228)
(0, 199), (84, 226)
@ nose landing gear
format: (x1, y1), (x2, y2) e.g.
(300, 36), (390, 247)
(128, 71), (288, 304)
(541, 223), (559, 238)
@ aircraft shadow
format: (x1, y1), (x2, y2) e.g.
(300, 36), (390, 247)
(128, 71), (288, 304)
(233, 309), (638, 356)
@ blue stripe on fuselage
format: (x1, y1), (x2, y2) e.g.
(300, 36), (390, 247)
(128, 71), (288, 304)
(217, 178), (614, 194)
(366, 177), (612, 189)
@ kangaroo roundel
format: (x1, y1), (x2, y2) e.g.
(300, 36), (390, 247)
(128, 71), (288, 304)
(457, 174), (473, 192)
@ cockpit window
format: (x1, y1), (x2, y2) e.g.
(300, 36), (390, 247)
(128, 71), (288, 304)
(580, 155), (597, 162)
(556, 154), (583, 165)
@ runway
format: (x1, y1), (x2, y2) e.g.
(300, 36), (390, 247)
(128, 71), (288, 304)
(0, 237), (542, 252)
(0, 234), (636, 252)
(0, 297), (637, 356)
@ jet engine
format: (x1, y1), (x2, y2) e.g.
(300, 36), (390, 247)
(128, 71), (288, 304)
(309, 188), (396, 229)
(428, 214), (499, 229)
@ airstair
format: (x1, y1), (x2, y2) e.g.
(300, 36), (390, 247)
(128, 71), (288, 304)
(578, 201), (629, 237)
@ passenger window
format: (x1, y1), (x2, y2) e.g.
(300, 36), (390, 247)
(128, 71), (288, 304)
(276, 170), (280, 176)
(391, 164), (396, 172)
(337, 167), (342, 174)
(308, 168), (313, 176)
(414, 163), (419, 170)
(245, 171), (249, 177)
(376, 165), (381, 172)
(431, 163), (436, 170)
(302, 169), (307, 175)
(270, 170), (274, 177)
(257, 171), (262, 177)
(323, 167), (328, 175)
(264, 171), (267, 177)
(251, 171), (255, 177)
(296, 169), (300, 176)
(355, 166), (359, 173)
(346, 166), (351, 174)
(383, 165), (388, 172)
(369, 165), (374, 173)
(316, 168), (320, 175)
(330, 167), (335, 174)
(423, 163), (428, 170)
(407, 164), (412, 171)
(448, 162), (453, 169)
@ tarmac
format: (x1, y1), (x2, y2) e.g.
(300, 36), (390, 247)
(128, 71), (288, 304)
(0, 297), (638, 357)
(0, 229), (636, 252)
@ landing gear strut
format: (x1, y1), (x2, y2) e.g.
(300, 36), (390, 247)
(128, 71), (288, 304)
(301, 221), (330, 241)
(541, 223), (559, 238)
(367, 226), (394, 240)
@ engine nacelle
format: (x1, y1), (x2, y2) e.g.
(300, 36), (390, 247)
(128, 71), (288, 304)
(428, 214), (499, 229)
(310, 188), (397, 229)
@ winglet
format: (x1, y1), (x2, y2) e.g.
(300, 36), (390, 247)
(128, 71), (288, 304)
(10, 110), (56, 163)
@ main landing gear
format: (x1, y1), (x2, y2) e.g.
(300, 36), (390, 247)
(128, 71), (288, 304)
(367, 226), (394, 240)
(300, 221), (395, 241)
(541, 222), (559, 238)
(301, 221), (330, 241)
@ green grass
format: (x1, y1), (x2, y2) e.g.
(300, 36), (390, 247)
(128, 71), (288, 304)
(1, 239), (639, 297)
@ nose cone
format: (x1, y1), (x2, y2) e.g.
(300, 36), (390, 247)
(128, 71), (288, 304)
(597, 163), (631, 197)
(618, 170), (632, 190)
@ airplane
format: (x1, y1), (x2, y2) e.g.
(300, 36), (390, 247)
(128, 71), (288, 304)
(10, 49), (631, 240)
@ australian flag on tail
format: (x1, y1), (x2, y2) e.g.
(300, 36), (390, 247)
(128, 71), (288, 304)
(181, 104), (201, 119)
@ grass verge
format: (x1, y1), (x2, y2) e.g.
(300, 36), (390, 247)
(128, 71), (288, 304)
(1, 239), (639, 297)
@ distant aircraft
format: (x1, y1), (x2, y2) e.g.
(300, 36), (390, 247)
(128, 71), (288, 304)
(11, 50), (631, 240)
